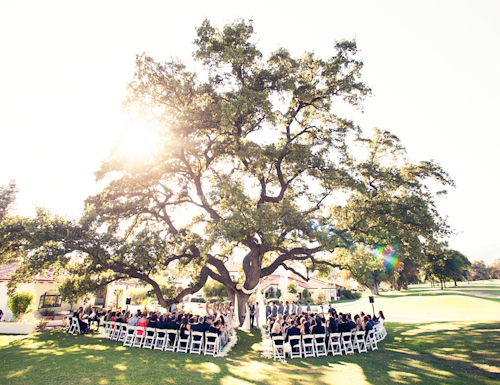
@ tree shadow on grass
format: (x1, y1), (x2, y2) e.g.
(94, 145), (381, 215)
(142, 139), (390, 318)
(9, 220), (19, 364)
(0, 324), (499, 385)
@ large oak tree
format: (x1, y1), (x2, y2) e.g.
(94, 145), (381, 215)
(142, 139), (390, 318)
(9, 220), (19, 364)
(0, 19), (452, 322)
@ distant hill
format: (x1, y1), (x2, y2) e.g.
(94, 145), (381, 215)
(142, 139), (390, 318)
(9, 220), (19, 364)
(464, 243), (500, 265)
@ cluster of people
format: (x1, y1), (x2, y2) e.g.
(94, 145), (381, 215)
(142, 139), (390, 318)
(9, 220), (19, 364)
(267, 304), (385, 347)
(265, 300), (312, 319)
(71, 306), (100, 334)
(96, 300), (236, 343)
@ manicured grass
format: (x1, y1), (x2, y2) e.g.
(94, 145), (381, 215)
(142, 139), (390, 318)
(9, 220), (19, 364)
(1, 281), (499, 384)
(0, 322), (499, 385)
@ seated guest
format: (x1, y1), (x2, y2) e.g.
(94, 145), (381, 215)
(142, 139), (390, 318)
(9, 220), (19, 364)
(76, 307), (88, 334)
(128, 310), (140, 326)
(328, 315), (338, 333)
(303, 318), (311, 335)
(103, 309), (112, 321)
(354, 314), (364, 331)
(192, 316), (207, 332)
(208, 320), (222, 336)
(285, 319), (301, 347)
(109, 311), (117, 324)
(115, 311), (124, 323)
(347, 315), (357, 331)
(312, 316), (325, 334)
(376, 311), (385, 324)
(298, 318), (307, 335)
(137, 312), (148, 336)
(88, 307), (100, 327)
(179, 317), (191, 339)
(338, 315), (352, 334)
(364, 315), (373, 338)
(157, 314), (168, 329)
(270, 321), (282, 338)
(148, 313), (158, 328)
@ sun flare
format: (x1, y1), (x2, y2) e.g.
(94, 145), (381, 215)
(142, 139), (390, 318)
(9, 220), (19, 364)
(117, 120), (160, 159)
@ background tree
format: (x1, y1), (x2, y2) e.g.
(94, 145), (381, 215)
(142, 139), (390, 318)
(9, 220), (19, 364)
(0, 180), (17, 224)
(327, 129), (453, 294)
(444, 249), (471, 286)
(286, 281), (298, 294)
(202, 279), (228, 300)
(333, 245), (387, 294)
(423, 248), (470, 289)
(468, 260), (491, 281)
(489, 259), (500, 279)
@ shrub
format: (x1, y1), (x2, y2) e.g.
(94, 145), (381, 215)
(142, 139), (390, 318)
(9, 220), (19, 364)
(39, 308), (56, 317)
(281, 292), (298, 304)
(341, 289), (362, 300)
(302, 289), (310, 299)
(8, 290), (35, 320)
(312, 289), (329, 304)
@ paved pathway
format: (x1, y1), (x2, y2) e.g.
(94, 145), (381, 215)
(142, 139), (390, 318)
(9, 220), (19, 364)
(451, 290), (500, 299)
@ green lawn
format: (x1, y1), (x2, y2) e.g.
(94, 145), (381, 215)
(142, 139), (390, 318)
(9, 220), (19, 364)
(1, 281), (499, 385)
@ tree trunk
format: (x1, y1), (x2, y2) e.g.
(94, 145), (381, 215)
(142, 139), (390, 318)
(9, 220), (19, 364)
(366, 282), (380, 295)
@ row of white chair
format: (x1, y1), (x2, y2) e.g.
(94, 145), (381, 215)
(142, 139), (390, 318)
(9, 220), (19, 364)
(272, 327), (384, 360)
(102, 321), (223, 356)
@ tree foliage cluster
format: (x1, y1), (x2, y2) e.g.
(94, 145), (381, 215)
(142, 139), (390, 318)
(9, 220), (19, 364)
(0, 19), (456, 319)
(468, 259), (500, 281)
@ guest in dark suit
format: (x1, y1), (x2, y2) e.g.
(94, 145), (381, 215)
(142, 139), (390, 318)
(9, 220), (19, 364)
(338, 316), (352, 334)
(272, 302), (278, 317)
(286, 320), (302, 347)
(249, 302), (255, 329)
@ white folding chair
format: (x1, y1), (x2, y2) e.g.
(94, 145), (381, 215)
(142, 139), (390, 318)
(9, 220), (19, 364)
(366, 329), (378, 351)
(101, 321), (110, 338)
(118, 323), (128, 342)
(353, 330), (367, 353)
(302, 334), (315, 358)
(381, 324), (387, 339)
(190, 331), (204, 354)
(177, 330), (191, 353)
(123, 326), (136, 347)
(68, 317), (80, 335)
(143, 327), (156, 349)
(341, 332), (354, 354)
(271, 336), (286, 361)
(154, 329), (167, 351)
(288, 335), (302, 359)
(314, 334), (328, 357)
(165, 329), (178, 352)
(132, 327), (146, 348)
(373, 325), (382, 342)
(327, 332), (342, 356)
(204, 332), (220, 356)
(111, 322), (121, 341)
(106, 322), (116, 339)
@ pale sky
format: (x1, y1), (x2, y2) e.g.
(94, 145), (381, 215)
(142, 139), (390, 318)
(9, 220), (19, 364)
(1, 0), (499, 258)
